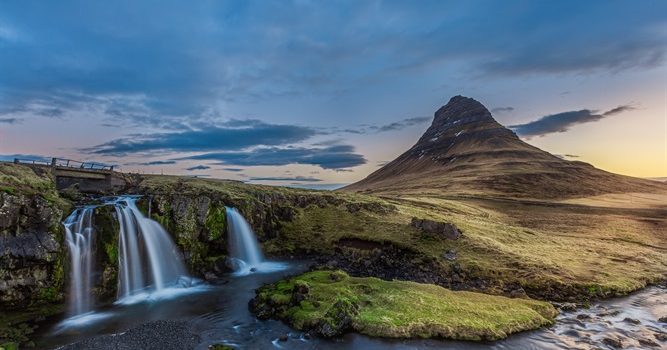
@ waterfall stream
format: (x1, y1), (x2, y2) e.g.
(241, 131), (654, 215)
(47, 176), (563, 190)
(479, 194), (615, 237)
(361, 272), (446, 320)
(225, 207), (286, 276)
(113, 196), (190, 303)
(63, 207), (96, 317)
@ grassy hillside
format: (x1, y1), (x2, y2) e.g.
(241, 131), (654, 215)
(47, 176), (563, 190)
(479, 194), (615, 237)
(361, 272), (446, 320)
(138, 175), (667, 301)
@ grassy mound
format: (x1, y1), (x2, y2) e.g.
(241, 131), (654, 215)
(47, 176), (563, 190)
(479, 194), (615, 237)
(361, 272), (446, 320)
(251, 270), (557, 341)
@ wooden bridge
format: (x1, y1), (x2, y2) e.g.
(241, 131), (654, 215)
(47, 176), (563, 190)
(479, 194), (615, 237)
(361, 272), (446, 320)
(12, 157), (127, 192)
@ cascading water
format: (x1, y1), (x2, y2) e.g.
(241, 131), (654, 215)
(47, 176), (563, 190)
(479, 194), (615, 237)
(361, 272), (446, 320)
(225, 207), (287, 276)
(60, 196), (197, 326)
(113, 196), (191, 302)
(63, 207), (96, 317)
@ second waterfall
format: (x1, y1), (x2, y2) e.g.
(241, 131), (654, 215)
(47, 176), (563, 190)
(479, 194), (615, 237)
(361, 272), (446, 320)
(113, 196), (191, 302)
(225, 207), (287, 276)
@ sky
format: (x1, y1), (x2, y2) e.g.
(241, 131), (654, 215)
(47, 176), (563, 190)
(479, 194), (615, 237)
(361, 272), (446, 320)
(1, 0), (666, 188)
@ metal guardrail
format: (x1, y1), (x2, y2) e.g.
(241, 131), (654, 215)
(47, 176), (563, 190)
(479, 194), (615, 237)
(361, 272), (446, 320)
(12, 157), (114, 171)
(51, 158), (114, 171)
(13, 158), (50, 166)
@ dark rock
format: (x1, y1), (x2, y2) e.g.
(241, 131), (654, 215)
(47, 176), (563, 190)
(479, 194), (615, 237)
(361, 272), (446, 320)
(329, 272), (344, 282)
(278, 334), (288, 342)
(558, 302), (577, 312)
(623, 317), (640, 325)
(443, 250), (457, 261)
(597, 309), (620, 317)
(639, 338), (659, 347)
(655, 332), (667, 342)
(451, 263), (463, 274)
(293, 281), (310, 295)
(411, 217), (461, 240)
(291, 293), (306, 305)
(602, 337), (623, 348)
(508, 287), (527, 298)
(576, 314), (592, 321)
(658, 316), (667, 323)
(213, 258), (234, 274)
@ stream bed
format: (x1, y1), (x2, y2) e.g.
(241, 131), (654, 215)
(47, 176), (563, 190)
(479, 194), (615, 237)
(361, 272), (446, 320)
(34, 262), (666, 349)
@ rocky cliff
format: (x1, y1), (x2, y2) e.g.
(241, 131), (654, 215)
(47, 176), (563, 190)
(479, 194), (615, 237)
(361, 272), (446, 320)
(0, 164), (70, 309)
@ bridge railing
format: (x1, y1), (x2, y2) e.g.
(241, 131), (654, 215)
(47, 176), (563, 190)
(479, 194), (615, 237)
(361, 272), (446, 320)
(9, 157), (114, 171)
(51, 158), (115, 171)
(13, 158), (51, 166)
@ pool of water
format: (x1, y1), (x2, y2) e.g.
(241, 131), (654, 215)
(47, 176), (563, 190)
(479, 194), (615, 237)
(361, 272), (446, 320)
(35, 261), (667, 349)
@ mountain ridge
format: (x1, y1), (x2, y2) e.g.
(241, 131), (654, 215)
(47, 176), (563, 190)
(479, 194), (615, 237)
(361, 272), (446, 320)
(342, 96), (666, 199)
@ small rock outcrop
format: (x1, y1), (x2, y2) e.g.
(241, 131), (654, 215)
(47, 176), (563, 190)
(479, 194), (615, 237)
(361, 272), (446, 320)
(411, 218), (461, 240)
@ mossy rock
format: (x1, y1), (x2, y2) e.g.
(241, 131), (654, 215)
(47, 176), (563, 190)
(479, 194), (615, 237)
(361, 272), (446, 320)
(250, 270), (558, 341)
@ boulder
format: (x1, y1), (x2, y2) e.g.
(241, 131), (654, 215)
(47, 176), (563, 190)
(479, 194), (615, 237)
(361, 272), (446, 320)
(411, 217), (461, 240)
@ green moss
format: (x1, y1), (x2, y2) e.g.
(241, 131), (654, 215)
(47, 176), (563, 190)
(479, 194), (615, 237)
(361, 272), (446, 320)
(207, 345), (234, 350)
(0, 342), (18, 350)
(37, 287), (59, 303)
(52, 257), (65, 293)
(105, 242), (119, 263)
(0, 186), (15, 195)
(205, 206), (227, 241)
(252, 270), (557, 341)
(178, 236), (208, 271)
(0, 303), (63, 347)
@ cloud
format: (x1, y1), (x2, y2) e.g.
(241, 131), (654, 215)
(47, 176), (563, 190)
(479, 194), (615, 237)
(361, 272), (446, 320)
(84, 120), (317, 155)
(603, 105), (635, 116)
(372, 117), (431, 133)
(126, 160), (177, 166)
(249, 176), (322, 182)
(491, 107), (514, 114)
(186, 165), (210, 171)
(510, 105), (635, 138)
(0, 117), (20, 124)
(0, 1), (664, 130)
(180, 145), (366, 170)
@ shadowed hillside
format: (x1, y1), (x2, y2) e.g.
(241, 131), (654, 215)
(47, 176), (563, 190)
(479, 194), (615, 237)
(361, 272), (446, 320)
(343, 96), (666, 199)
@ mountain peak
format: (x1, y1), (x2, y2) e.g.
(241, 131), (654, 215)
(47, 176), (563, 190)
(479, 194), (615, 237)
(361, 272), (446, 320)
(342, 95), (666, 198)
(416, 95), (517, 147)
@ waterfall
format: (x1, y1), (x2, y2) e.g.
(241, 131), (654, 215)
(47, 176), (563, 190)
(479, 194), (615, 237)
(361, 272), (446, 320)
(113, 196), (189, 301)
(61, 196), (195, 321)
(225, 207), (286, 276)
(63, 207), (96, 316)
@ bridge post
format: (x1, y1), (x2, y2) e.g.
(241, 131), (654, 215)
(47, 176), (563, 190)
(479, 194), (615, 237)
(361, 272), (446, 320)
(51, 158), (57, 167)
(14, 158), (19, 164)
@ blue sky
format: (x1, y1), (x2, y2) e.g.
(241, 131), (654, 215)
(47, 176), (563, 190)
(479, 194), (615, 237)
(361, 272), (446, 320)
(1, 0), (666, 185)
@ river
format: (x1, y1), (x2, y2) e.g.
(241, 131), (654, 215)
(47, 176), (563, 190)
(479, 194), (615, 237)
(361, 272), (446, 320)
(33, 261), (666, 349)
